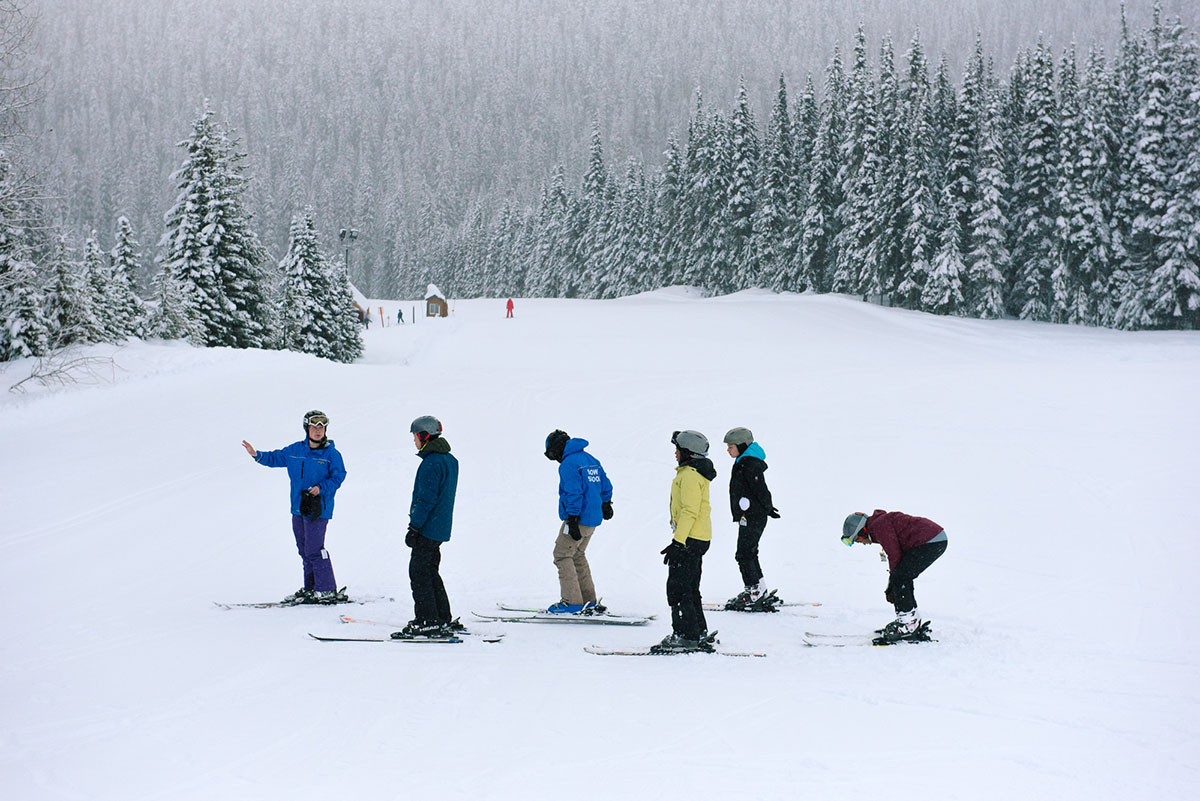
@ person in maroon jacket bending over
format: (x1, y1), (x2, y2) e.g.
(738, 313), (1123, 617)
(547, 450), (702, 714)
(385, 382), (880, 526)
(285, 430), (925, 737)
(842, 510), (948, 642)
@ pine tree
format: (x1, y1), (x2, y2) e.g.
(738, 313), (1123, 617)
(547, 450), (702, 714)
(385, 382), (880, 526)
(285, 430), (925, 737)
(796, 48), (847, 293)
(156, 106), (271, 347)
(896, 33), (937, 308)
(0, 159), (49, 360)
(922, 192), (966, 315)
(1011, 41), (1060, 321)
(1147, 15), (1200, 329)
(965, 95), (1011, 319)
(832, 27), (881, 297)
(753, 76), (794, 291)
(80, 233), (113, 342)
(726, 79), (759, 289)
(874, 36), (907, 301)
(109, 216), (148, 338)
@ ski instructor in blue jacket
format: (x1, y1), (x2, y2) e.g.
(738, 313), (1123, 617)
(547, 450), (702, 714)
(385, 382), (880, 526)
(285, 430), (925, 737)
(242, 409), (348, 605)
(543, 430), (613, 614)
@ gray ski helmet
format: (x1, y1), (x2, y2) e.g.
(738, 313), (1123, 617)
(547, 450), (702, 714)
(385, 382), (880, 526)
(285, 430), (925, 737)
(303, 409), (330, 431)
(723, 427), (754, 447)
(410, 415), (442, 439)
(544, 429), (570, 462)
(671, 429), (709, 456)
(842, 512), (868, 546)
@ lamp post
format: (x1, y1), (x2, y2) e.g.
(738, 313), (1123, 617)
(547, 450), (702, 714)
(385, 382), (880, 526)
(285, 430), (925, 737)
(338, 227), (359, 276)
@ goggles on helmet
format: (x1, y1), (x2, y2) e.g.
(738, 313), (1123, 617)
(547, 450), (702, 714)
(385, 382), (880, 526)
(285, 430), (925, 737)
(304, 413), (329, 427)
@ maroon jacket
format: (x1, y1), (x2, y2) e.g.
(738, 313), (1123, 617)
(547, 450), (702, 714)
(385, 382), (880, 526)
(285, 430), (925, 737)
(866, 510), (944, 571)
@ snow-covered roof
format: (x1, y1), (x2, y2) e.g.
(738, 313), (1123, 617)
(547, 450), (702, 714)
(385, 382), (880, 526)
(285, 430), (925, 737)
(425, 283), (443, 299)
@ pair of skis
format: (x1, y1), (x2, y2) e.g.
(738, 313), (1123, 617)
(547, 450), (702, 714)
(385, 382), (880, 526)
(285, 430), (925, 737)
(470, 603), (655, 626)
(309, 614), (505, 644)
(213, 589), (392, 610)
(802, 621), (936, 647)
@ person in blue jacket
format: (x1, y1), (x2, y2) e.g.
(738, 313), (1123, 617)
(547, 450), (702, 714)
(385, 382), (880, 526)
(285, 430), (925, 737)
(543, 430), (613, 614)
(242, 410), (348, 605)
(396, 415), (459, 638)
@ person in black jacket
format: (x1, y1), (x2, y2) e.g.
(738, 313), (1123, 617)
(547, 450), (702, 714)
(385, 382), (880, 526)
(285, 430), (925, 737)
(722, 427), (780, 610)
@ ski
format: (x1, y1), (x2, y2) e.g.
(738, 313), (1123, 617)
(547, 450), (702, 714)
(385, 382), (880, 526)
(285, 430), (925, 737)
(472, 611), (651, 626)
(337, 615), (504, 640)
(702, 605), (818, 618)
(308, 632), (468, 644)
(214, 589), (391, 610)
(496, 603), (657, 620)
(584, 645), (766, 658)
(803, 621), (936, 647)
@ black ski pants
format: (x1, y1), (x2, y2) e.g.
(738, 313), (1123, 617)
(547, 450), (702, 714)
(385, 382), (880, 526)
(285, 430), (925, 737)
(409, 536), (452, 625)
(735, 517), (767, 587)
(666, 538), (710, 640)
(887, 539), (947, 613)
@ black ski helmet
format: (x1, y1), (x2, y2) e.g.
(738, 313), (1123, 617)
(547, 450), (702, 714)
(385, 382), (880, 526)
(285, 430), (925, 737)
(671, 429), (709, 457)
(410, 415), (442, 445)
(303, 410), (329, 433)
(544, 429), (570, 462)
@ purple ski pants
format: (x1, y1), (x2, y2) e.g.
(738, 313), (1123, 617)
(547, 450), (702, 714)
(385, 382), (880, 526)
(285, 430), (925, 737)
(291, 515), (337, 592)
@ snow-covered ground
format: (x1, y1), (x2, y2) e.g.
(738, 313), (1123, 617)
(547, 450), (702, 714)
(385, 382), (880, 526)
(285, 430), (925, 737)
(3, 289), (1197, 800)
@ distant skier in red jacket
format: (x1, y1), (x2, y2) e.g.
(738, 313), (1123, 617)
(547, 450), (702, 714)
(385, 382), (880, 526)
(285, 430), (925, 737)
(505, 298), (514, 318)
(842, 510), (947, 642)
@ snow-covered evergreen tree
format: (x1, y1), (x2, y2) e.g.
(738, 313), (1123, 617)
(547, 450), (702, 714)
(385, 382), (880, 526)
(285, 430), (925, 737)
(80, 233), (113, 343)
(895, 33), (937, 308)
(922, 193), (966, 315)
(1147, 15), (1200, 329)
(965, 95), (1011, 319)
(796, 48), (847, 293)
(155, 106), (271, 347)
(0, 157), (49, 362)
(832, 28), (881, 297)
(751, 76), (793, 290)
(726, 80), (759, 289)
(109, 216), (148, 338)
(1011, 41), (1060, 322)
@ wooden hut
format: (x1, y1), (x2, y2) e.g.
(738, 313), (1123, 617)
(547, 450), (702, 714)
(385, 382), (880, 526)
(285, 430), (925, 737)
(425, 284), (449, 318)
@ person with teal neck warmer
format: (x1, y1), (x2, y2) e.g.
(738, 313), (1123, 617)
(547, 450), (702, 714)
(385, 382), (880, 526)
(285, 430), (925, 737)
(722, 427), (780, 609)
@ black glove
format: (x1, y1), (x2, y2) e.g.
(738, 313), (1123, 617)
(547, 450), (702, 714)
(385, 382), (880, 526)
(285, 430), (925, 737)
(885, 586), (895, 605)
(601, 502), (613, 520)
(567, 515), (582, 541)
(299, 490), (322, 520)
(661, 540), (686, 566)
(768, 506), (781, 519)
(405, 524), (421, 547)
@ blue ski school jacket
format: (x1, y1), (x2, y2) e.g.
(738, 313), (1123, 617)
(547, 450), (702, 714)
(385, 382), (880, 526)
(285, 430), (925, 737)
(409, 438), (459, 542)
(557, 438), (613, 527)
(254, 439), (347, 519)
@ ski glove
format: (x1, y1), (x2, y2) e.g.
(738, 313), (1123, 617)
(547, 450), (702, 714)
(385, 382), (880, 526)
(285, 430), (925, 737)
(884, 586), (895, 605)
(405, 524), (421, 547)
(601, 501), (614, 520)
(661, 540), (686, 566)
(769, 506), (781, 519)
(567, 515), (582, 541)
(299, 490), (322, 520)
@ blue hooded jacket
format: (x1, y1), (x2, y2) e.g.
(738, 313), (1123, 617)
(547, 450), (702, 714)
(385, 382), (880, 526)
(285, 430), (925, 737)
(409, 437), (458, 542)
(254, 439), (347, 519)
(557, 438), (613, 527)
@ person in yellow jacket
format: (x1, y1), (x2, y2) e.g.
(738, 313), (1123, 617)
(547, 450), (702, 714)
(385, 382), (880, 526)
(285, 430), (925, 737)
(653, 429), (718, 654)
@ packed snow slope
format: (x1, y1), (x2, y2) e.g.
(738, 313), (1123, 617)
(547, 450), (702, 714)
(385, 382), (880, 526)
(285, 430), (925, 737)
(3, 289), (1198, 801)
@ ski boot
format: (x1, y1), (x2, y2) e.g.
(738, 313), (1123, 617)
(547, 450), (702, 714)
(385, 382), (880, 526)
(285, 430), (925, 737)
(391, 620), (452, 639)
(724, 588), (753, 611)
(311, 588), (349, 605)
(281, 587), (314, 606)
(547, 600), (585, 614)
(650, 632), (698, 654)
(580, 601), (608, 616)
(874, 610), (930, 643)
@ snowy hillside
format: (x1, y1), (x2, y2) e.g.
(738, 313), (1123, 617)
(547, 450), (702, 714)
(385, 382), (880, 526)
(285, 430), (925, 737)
(3, 290), (1197, 800)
